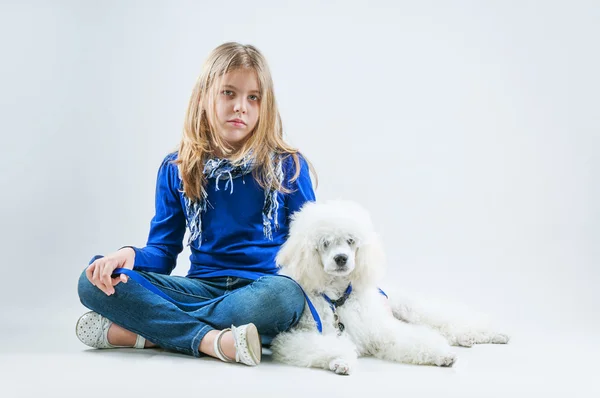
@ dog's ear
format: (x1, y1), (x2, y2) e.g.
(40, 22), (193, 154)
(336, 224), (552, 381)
(350, 233), (386, 290)
(275, 232), (300, 272)
(276, 232), (324, 293)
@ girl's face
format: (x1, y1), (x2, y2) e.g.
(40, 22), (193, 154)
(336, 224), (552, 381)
(213, 69), (261, 150)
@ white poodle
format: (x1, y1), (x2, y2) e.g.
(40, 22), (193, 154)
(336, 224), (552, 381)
(271, 200), (510, 375)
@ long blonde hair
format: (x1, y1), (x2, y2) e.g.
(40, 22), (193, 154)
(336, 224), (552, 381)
(173, 42), (317, 202)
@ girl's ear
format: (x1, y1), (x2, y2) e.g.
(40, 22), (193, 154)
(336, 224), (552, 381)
(350, 233), (386, 291)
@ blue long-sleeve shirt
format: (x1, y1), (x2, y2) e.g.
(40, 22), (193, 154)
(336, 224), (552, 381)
(125, 152), (315, 280)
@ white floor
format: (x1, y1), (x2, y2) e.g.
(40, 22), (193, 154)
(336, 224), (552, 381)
(1, 308), (598, 398)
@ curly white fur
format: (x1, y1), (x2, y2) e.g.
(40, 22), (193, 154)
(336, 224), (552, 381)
(271, 200), (510, 375)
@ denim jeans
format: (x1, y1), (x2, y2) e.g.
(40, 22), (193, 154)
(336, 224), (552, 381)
(77, 269), (305, 357)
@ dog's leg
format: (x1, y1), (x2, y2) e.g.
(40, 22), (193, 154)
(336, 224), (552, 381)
(271, 330), (358, 375)
(369, 318), (458, 367)
(385, 289), (510, 347)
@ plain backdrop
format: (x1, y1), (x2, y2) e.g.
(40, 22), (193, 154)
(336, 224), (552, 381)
(0, 0), (598, 396)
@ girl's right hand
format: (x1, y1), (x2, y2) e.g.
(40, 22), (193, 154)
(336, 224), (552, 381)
(86, 247), (135, 296)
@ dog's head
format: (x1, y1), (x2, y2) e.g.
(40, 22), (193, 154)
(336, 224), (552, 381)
(276, 200), (386, 293)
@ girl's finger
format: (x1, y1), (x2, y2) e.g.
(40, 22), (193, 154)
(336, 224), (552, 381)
(94, 262), (109, 295)
(101, 264), (115, 295)
(86, 263), (96, 285)
(92, 262), (102, 287)
(111, 273), (127, 286)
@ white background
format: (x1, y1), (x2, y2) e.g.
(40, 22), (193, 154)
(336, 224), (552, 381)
(0, 0), (598, 396)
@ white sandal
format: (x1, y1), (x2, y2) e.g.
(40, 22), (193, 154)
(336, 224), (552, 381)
(213, 323), (262, 366)
(76, 311), (146, 349)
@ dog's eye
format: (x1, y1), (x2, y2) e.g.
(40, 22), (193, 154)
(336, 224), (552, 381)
(347, 238), (355, 245)
(323, 240), (330, 249)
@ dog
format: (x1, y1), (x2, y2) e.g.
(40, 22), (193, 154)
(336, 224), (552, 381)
(271, 200), (510, 375)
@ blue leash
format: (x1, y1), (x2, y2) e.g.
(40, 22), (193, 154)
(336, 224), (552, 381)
(88, 255), (226, 310)
(88, 255), (387, 330)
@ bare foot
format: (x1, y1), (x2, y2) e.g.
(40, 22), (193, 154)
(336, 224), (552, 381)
(106, 323), (156, 348)
(199, 330), (236, 360)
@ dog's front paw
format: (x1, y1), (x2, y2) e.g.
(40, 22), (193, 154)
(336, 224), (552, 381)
(329, 358), (353, 375)
(412, 344), (458, 367)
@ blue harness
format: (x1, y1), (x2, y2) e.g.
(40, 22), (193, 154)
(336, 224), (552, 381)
(301, 283), (388, 333)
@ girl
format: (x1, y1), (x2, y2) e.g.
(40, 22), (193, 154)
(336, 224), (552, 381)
(76, 42), (316, 366)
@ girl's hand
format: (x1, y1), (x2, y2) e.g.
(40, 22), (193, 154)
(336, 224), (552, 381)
(86, 247), (135, 296)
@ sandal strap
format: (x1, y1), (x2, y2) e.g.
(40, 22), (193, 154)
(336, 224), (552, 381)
(213, 328), (234, 363)
(133, 334), (146, 349)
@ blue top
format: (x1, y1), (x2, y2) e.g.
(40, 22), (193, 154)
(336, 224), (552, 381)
(126, 152), (315, 280)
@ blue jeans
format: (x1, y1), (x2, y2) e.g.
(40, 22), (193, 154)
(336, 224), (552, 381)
(77, 269), (305, 357)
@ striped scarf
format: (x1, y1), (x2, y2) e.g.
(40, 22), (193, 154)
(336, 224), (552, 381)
(178, 153), (284, 247)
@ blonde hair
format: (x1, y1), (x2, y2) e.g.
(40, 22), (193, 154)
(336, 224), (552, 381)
(173, 42), (317, 202)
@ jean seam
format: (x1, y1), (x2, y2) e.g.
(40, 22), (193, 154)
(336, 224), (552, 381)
(191, 324), (213, 358)
(147, 280), (212, 300)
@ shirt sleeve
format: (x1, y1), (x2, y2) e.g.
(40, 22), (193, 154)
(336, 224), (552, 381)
(121, 152), (186, 274)
(283, 153), (316, 221)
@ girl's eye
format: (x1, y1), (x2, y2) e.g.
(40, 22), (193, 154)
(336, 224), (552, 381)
(347, 238), (355, 245)
(249, 95), (260, 101)
(222, 90), (234, 96)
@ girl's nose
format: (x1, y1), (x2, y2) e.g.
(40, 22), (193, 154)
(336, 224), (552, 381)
(233, 101), (247, 114)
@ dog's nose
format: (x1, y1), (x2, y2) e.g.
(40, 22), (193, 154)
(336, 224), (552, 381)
(334, 254), (348, 266)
